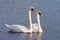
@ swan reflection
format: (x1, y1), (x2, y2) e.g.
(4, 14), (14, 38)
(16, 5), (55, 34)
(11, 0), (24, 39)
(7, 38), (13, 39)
(36, 32), (42, 40)
(27, 32), (42, 40)
(28, 33), (32, 40)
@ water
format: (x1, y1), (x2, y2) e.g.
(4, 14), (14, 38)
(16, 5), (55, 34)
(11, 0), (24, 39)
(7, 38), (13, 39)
(0, 0), (60, 40)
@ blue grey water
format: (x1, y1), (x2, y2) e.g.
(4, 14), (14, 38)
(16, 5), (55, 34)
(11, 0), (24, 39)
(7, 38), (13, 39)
(0, 0), (60, 40)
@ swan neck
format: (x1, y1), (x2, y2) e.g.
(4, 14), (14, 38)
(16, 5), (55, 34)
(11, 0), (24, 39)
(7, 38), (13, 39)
(36, 14), (41, 30)
(28, 10), (32, 32)
(36, 14), (41, 26)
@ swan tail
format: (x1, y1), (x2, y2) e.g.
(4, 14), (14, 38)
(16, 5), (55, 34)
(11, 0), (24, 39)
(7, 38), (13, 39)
(5, 24), (9, 27)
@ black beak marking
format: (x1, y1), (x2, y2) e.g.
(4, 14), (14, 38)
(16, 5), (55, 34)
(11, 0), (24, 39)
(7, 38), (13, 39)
(31, 8), (34, 12)
(38, 12), (41, 16)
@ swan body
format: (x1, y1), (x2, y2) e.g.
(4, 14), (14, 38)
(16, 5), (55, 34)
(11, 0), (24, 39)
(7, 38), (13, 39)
(5, 24), (28, 32)
(5, 24), (38, 33)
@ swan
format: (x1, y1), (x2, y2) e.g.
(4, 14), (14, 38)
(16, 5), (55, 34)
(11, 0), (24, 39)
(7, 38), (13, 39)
(5, 7), (35, 33)
(32, 11), (43, 32)
(36, 11), (43, 32)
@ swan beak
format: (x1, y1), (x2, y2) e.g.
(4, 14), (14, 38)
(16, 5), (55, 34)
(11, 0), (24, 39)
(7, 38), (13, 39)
(31, 8), (35, 13)
(38, 11), (41, 16)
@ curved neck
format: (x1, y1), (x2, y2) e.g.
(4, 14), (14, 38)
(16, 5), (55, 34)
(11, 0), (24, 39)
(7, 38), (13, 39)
(36, 14), (41, 30)
(28, 10), (32, 32)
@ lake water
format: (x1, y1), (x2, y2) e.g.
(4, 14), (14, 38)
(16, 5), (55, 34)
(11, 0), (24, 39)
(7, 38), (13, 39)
(0, 0), (60, 40)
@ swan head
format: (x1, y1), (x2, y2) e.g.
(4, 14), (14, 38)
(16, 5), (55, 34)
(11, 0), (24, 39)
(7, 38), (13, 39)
(37, 11), (41, 16)
(29, 7), (35, 13)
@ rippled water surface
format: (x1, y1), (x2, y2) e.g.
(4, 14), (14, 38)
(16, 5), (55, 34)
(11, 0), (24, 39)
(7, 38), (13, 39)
(0, 0), (60, 40)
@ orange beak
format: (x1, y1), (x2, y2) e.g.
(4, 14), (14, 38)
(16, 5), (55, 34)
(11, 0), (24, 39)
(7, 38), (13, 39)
(32, 9), (34, 13)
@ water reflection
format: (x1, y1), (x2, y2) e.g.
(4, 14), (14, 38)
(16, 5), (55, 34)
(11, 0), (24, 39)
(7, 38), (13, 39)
(28, 33), (32, 40)
(27, 32), (42, 40)
(36, 32), (42, 40)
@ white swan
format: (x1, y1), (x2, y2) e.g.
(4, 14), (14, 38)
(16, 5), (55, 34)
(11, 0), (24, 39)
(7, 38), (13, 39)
(36, 11), (43, 32)
(5, 7), (35, 33)
(5, 7), (43, 33)
(32, 11), (43, 32)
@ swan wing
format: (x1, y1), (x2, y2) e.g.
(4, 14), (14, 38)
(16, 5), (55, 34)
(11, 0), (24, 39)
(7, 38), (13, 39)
(5, 24), (28, 32)
(32, 23), (43, 32)
(32, 23), (38, 32)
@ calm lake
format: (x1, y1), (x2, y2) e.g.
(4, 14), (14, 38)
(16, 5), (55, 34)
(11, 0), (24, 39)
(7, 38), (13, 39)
(0, 0), (60, 40)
